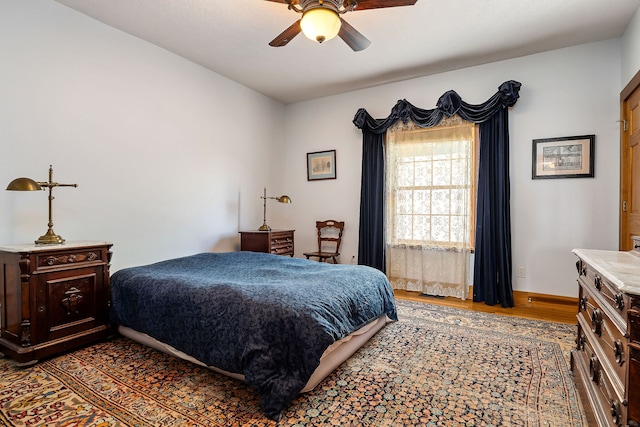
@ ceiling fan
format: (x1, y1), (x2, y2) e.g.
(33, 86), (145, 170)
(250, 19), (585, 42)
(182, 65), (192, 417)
(266, 0), (418, 51)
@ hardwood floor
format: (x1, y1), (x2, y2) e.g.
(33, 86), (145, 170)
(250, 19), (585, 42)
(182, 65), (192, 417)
(394, 289), (578, 324)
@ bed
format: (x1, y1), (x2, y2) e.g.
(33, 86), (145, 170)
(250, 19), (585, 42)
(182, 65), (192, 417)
(109, 251), (397, 420)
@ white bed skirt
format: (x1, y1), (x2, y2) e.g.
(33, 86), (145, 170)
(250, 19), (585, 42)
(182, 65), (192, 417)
(117, 314), (389, 393)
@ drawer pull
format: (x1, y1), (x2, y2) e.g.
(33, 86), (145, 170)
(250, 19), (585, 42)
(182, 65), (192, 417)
(576, 260), (586, 276)
(589, 355), (600, 383)
(576, 332), (585, 350)
(61, 287), (84, 315)
(614, 293), (625, 310)
(611, 400), (621, 426)
(591, 309), (602, 336)
(614, 340), (625, 366)
(594, 275), (602, 291)
(579, 296), (588, 312)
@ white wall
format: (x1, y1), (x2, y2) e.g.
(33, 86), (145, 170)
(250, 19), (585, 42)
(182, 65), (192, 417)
(622, 6), (640, 85)
(281, 40), (622, 298)
(0, 1), (285, 272)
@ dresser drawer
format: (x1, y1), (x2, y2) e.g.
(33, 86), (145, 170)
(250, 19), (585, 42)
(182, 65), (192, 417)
(269, 231), (294, 255)
(577, 259), (630, 332)
(578, 284), (628, 393)
(32, 247), (106, 273)
(240, 230), (294, 257)
(577, 309), (626, 401)
(574, 323), (627, 427)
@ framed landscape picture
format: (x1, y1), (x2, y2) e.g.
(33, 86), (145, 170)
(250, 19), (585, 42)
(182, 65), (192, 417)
(532, 135), (595, 179)
(307, 150), (336, 181)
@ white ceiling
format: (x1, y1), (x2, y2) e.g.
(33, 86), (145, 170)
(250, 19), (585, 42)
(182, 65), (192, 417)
(54, 0), (640, 104)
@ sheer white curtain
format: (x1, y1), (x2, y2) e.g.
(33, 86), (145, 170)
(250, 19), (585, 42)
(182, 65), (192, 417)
(385, 115), (476, 299)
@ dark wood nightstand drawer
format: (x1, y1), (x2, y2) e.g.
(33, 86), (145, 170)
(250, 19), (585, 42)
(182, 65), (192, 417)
(34, 247), (105, 271)
(240, 230), (295, 257)
(39, 267), (103, 341)
(269, 231), (294, 255)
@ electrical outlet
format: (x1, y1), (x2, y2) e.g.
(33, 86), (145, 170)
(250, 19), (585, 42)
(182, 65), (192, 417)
(516, 267), (526, 278)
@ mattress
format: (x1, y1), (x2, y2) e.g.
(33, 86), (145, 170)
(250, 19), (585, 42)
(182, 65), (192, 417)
(109, 251), (397, 419)
(117, 313), (388, 393)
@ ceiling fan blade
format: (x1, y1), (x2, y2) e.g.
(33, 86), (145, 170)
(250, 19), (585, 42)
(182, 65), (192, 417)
(338, 18), (371, 51)
(349, 0), (418, 11)
(264, 0), (296, 4)
(269, 20), (302, 47)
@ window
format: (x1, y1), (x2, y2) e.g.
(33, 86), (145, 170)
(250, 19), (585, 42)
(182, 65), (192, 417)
(384, 116), (478, 299)
(386, 117), (478, 250)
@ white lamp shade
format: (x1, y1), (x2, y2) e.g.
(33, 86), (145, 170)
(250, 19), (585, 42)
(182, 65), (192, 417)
(300, 8), (341, 43)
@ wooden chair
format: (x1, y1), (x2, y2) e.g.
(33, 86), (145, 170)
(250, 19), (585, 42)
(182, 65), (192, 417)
(303, 220), (344, 264)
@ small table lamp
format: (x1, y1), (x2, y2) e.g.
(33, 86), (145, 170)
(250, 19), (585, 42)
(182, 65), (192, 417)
(259, 187), (291, 231)
(6, 165), (77, 244)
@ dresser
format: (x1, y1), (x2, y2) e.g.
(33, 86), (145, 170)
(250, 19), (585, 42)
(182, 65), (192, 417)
(0, 241), (113, 366)
(239, 230), (294, 256)
(572, 244), (640, 427)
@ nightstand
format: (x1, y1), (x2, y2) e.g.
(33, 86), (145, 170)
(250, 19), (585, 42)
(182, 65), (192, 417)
(239, 230), (295, 256)
(0, 241), (113, 366)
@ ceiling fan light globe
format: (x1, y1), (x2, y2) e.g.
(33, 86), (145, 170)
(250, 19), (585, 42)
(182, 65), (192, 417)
(300, 8), (341, 43)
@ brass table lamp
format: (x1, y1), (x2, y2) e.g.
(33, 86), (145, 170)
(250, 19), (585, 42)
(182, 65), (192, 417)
(6, 165), (78, 244)
(259, 187), (291, 231)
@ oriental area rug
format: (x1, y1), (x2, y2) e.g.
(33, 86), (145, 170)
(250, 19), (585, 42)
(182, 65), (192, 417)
(0, 300), (586, 427)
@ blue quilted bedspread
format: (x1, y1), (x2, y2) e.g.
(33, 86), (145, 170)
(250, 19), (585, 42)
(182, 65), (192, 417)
(109, 251), (397, 420)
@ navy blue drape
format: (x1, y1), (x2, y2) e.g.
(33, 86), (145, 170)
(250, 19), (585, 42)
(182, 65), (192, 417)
(474, 110), (514, 307)
(357, 131), (386, 270)
(352, 80), (521, 307)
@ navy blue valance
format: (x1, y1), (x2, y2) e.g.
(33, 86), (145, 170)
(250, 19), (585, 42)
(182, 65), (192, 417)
(353, 80), (521, 132)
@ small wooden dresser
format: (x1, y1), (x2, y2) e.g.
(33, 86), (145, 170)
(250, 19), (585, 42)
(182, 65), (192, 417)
(0, 241), (112, 366)
(572, 244), (640, 427)
(239, 230), (295, 256)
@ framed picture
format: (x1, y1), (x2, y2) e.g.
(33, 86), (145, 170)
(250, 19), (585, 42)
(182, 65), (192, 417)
(532, 135), (595, 179)
(307, 150), (336, 181)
